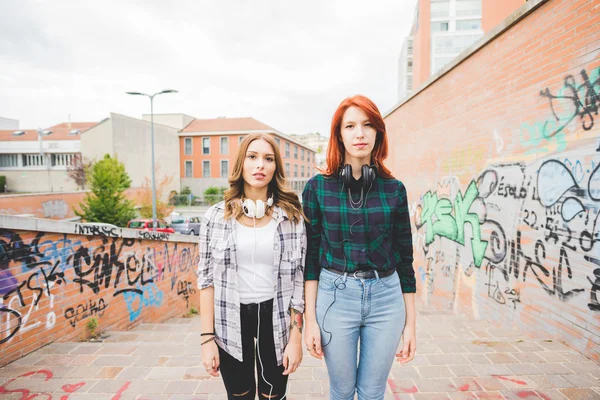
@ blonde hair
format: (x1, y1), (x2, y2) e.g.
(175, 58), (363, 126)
(223, 133), (304, 223)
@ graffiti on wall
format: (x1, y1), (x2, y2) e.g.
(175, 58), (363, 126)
(0, 230), (199, 346)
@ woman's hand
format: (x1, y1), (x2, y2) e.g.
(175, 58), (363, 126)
(282, 337), (302, 375)
(304, 318), (323, 359)
(201, 340), (220, 377)
(396, 323), (416, 364)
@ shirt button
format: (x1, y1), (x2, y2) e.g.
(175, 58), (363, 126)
(361, 248), (366, 253)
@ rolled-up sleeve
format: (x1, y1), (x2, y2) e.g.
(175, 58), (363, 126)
(290, 221), (306, 313)
(197, 210), (214, 290)
(302, 181), (321, 281)
(395, 181), (416, 293)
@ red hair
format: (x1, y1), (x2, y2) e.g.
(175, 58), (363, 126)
(322, 94), (393, 179)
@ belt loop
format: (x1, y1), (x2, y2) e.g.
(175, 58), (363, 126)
(343, 272), (348, 283)
(374, 270), (380, 280)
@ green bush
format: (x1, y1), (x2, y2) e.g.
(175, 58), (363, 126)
(0, 176), (5, 192)
(204, 186), (228, 205)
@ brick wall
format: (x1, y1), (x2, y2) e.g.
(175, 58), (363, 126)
(0, 216), (199, 366)
(385, 0), (600, 361)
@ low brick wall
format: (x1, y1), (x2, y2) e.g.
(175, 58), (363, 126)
(0, 215), (199, 366)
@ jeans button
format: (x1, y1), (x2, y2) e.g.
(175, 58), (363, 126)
(361, 248), (366, 253)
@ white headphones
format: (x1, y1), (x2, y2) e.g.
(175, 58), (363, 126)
(241, 195), (274, 219)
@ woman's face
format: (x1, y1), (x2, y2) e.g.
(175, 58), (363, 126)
(340, 106), (377, 163)
(242, 139), (276, 189)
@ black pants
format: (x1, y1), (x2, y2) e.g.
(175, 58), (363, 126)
(218, 298), (288, 400)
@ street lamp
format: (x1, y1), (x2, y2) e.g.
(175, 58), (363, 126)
(13, 128), (54, 192)
(126, 89), (178, 232)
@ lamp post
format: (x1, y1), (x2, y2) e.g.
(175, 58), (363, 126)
(12, 128), (53, 192)
(126, 89), (177, 232)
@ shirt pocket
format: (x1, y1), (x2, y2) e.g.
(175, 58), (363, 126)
(279, 249), (301, 293)
(210, 239), (230, 269)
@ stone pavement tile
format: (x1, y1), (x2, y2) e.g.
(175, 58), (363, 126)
(64, 366), (103, 379)
(537, 342), (571, 351)
(165, 356), (202, 367)
(132, 355), (171, 367)
(8, 353), (45, 366)
(184, 345), (203, 356)
(560, 362), (600, 375)
(86, 379), (131, 394)
(298, 356), (324, 367)
(183, 367), (211, 380)
(289, 367), (314, 380)
(35, 354), (74, 366)
(474, 377), (508, 391)
(128, 395), (171, 400)
(448, 392), (478, 400)
(513, 353), (547, 364)
(450, 377), (482, 392)
(387, 378), (418, 394)
(312, 367), (328, 380)
(533, 389), (568, 400)
(413, 378), (458, 393)
(94, 366), (124, 379)
(559, 388), (600, 400)
(69, 344), (102, 355)
(35, 342), (81, 355)
(473, 391), (504, 399)
(426, 354), (469, 365)
(472, 331), (494, 339)
(0, 365), (35, 377)
(209, 394), (227, 400)
(500, 390), (542, 399)
(146, 367), (187, 380)
(528, 375), (565, 390)
(166, 395), (209, 400)
(473, 364), (513, 377)
(123, 379), (169, 394)
(67, 394), (116, 400)
(413, 393), (451, 400)
(461, 343), (494, 354)
(533, 363), (574, 375)
(288, 380), (324, 394)
(537, 352), (568, 362)
(384, 394), (415, 400)
(559, 352), (591, 362)
(55, 378), (93, 394)
(559, 373), (600, 387)
(543, 375), (575, 389)
(408, 355), (432, 367)
(69, 355), (99, 366)
(32, 366), (74, 378)
(436, 343), (468, 354)
(485, 353), (520, 364)
(163, 380), (201, 394)
(419, 344), (443, 354)
(447, 365), (477, 377)
(91, 355), (138, 367)
(493, 375), (538, 390)
(464, 354), (492, 364)
(513, 342), (546, 352)
(392, 366), (422, 379)
(489, 343), (519, 353)
(133, 344), (185, 356)
(95, 344), (138, 355)
(418, 366), (454, 378)
(505, 363), (543, 375)
(115, 367), (152, 380)
(428, 331), (456, 339)
(195, 379), (228, 394)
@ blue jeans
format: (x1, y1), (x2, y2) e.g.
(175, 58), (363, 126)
(316, 268), (406, 400)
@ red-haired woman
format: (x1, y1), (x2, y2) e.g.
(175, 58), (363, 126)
(302, 95), (416, 399)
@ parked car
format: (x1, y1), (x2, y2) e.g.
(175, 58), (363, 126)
(170, 215), (202, 235)
(127, 219), (175, 233)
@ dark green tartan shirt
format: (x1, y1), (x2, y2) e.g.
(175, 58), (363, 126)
(302, 173), (416, 294)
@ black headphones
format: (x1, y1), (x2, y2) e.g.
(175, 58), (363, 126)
(340, 164), (377, 191)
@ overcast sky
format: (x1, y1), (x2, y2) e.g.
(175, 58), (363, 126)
(0, 0), (417, 136)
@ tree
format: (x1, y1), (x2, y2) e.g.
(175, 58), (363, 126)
(67, 154), (92, 190)
(137, 164), (174, 220)
(74, 154), (136, 226)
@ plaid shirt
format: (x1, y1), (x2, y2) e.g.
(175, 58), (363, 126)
(302, 174), (416, 294)
(197, 202), (306, 365)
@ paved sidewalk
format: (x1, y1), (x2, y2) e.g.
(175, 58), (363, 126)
(1, 307), (599, 399)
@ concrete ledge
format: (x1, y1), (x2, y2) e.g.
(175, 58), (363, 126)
(385, 0), (549, 118)
(0, 214), (199, 243)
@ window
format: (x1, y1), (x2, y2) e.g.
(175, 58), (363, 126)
(51, 154), (75, 167)
(238, 136), (245, 145)
(0, 154), (19, 167)
(203, 160), (210, 177)
(431, 21), (449, 32)
(22, 154), (45, 167)
(221, 160), (229, 178)
(184, 138), (192, 155)
(285, 163), (290, 177)
(407, 60), (413, 73)
(456, 0), (481, 17)
(407, 39), (413, 55)
(294, 165), (298, 177)
(220, 137), (229, 155)
(202, 137), (210, 154)
(185, 161), (193, 177)
(432, 56), (456, 74)
(294, 146), (298, 159)
(430, 0), (449, 18)
(456, 19), (481, 31)
(407, 76), (414, 90)
(433, 34), (480, 55)
(301, 165), (305, 177)
(301, 148), (305, 161)
(307, 152), (310, 163)
(285, 142), (290, 158)
(275, 137), (280, 146)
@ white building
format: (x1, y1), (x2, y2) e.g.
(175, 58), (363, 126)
(397, 36), (415, 100)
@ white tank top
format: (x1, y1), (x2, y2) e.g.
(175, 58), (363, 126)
(235, 218), (278, 304)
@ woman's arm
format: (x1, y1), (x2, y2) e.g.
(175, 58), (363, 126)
(397, 293), (416, 364)
(303, 280), (322, 359)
